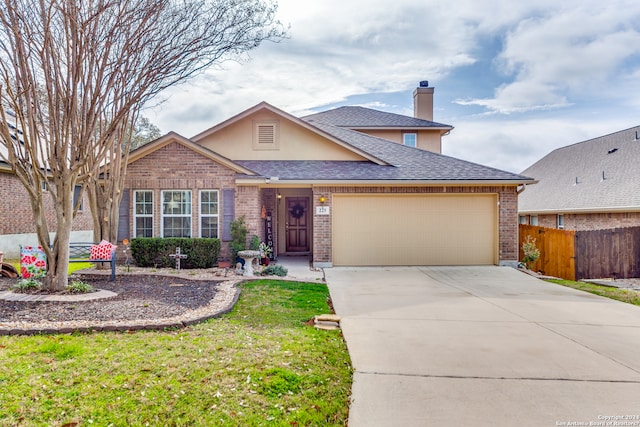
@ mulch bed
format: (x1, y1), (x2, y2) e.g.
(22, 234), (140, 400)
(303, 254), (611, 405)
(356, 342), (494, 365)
(0, 274), (222, 324)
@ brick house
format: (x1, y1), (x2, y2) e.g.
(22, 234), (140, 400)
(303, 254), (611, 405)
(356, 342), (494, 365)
(0, 162), (93, 258)
(519, 125), (640, 231)
(122, 83), (533, 267)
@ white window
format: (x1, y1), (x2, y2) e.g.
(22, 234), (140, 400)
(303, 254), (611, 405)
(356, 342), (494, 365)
(199, 190), (219, 238)
(403, 133), (417, 147)
(134, 190), (153, 238)
(531, 215), (539, 226)
(519, 215), (527, 224)
(557, 214), (564, 229)
(162, 190), (191, 237)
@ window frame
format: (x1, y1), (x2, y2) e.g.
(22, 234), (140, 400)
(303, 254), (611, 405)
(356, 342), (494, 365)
(73, 185), (83, 212)
(530, 215), (539, 226)
(161, 190), (192, 238)
(557, 214), (564, 230)
(403, 132), (417, 148)
(133, 190), (154, 238)
(199, 190), (220, 238)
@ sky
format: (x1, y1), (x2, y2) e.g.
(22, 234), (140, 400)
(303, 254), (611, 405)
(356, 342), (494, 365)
(146, 0), (640, 174)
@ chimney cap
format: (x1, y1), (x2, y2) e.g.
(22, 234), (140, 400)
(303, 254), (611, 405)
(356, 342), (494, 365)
(419, 80), (429, 87)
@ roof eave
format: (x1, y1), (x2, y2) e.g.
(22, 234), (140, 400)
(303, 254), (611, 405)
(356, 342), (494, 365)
(519, 206), (640, 215)
(236, 178), (533, 186)
(347, 125), (454, 131)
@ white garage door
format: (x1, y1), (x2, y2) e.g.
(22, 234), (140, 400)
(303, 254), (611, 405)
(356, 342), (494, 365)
(332, 194), (497, 266)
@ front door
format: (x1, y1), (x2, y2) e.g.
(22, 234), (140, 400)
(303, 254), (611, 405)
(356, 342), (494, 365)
(286, 197), (310, 252)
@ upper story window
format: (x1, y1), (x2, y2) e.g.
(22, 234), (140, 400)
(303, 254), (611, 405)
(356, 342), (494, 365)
(556, 214), (564, 229)
(403, 133), (417, 148)
(253, 120), (279, 150)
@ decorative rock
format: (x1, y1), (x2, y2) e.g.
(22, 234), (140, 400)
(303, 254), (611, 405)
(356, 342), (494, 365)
(313, 314), (341, 330)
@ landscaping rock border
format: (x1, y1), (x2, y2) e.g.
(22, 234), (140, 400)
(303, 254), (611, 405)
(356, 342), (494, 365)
(0, 277), (242, 336)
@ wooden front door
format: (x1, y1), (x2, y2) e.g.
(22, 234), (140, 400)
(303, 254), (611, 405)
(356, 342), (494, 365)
(286, 197), (310, 252)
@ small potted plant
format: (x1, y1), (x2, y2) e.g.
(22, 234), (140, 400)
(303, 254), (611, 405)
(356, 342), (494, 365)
(259, 242), (273, 265)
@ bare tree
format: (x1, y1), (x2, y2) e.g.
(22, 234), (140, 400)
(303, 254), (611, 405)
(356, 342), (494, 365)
(0, 0), (285, 291)
(86, 114), (161, 249)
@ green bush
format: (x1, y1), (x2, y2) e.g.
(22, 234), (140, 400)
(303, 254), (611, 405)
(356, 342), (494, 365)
(230, 216), (249, 261)
(130, 238), (220, 269)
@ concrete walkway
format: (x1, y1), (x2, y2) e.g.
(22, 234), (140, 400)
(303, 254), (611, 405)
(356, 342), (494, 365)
(325, 266), (640, 427)
(276, 255), (324, 282)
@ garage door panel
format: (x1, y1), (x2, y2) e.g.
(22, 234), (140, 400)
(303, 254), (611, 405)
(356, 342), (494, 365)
(332, 194), (497, 266)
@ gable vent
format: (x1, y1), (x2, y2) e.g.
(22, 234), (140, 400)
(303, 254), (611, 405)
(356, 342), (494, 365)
(257, 124), (275, 144)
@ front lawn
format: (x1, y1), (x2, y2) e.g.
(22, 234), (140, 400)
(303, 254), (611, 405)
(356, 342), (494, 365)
(0, 280), (353, 426)
(546, 279), (640, 306)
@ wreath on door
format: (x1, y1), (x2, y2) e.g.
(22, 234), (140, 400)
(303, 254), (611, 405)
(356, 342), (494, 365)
(290, 203), (305, 219)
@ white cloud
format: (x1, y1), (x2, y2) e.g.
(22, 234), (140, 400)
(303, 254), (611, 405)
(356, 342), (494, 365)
(144, 0), (640, 175)
(444, 116), (639, 173)
(459, 2), (640, 114)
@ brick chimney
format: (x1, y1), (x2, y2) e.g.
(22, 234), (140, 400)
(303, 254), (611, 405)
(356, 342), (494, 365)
(413, 81), (434, 121)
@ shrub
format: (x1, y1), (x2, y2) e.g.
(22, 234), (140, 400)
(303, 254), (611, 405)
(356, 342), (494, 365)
(130, 238), (220, 269)
(230, 216), (249, 261)
(260, 264), (288, 277)
(66, 280), (95, 294)
(12, 278), (42, 292)
(249, 234), (260, 250)
(522, 235), (541, 269)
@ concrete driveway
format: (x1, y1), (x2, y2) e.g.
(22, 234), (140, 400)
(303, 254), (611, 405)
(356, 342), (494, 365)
(325, 266), (640, 427)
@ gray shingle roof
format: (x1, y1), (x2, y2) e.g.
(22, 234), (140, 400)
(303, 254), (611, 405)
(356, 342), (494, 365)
(237, 122), (532, 182)
(519, 126), (640, 213)
(302, 106), (452, 129)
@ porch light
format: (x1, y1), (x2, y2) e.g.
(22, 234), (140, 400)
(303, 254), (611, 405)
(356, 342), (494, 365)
(277, 193), (282, 199)
(319, 196), (326, 203)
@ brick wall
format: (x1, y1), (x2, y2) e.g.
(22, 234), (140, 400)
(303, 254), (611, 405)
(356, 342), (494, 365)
(125, 142), (237, 259)
(311, 185), (519, 266)
(536, 212), (640, 231)
(236, 186), (262, 241)
(312, 188), (332, 264)
(0, 170), (92, 236)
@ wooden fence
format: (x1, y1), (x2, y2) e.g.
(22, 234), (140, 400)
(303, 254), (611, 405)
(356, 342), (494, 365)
(519, 225), (640, 280)
(519, 225), (576, 280)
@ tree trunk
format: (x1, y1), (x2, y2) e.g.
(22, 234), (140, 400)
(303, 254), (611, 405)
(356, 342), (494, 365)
(43, 185), (74, 292)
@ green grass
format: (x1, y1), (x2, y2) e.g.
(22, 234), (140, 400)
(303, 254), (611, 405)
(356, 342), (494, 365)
(546, 279), (640, 306)
(0, 280), (352, 426)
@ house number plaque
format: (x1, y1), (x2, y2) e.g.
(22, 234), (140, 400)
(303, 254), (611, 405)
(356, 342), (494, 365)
(316, 206), (330, 215)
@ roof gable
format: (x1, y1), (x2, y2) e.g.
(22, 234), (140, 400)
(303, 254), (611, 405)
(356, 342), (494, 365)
(128, 132), (256, 175)
(519, 125), (640, 213)
(191, 102), (388, 165)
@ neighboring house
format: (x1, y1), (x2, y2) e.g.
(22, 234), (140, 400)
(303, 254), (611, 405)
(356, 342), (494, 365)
(519, 125), (640, 231)
(0, 113), (93, 258)
(0, 162), (92, 257)
(122, 83), (533, 268)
